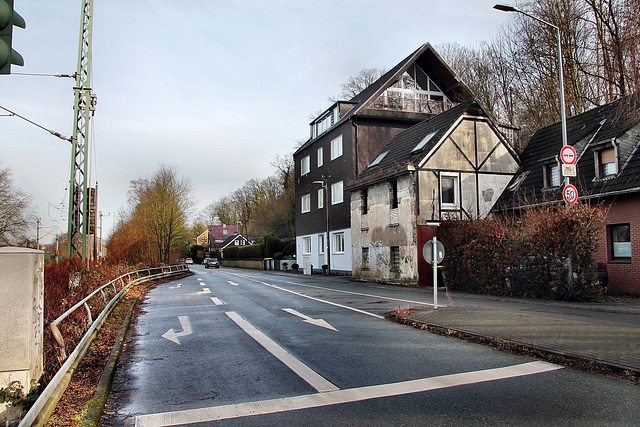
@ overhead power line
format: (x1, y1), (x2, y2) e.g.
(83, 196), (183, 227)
(0, 105), (72, 142)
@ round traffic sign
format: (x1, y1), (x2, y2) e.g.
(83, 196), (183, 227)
(560, 145), (577, 165)
(423, 240), (445, 265)
(563, 184), (578, 204)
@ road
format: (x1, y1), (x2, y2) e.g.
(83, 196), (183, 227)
(103, 266), (640, 426)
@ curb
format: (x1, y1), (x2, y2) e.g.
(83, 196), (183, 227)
(386, 311), (640, 381)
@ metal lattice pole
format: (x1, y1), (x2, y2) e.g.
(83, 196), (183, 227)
(67, 0), (95, 259)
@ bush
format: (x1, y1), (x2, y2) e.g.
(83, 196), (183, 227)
(224, 243), (264, 260)
(439, 202), (605, 301)
(272, 252), (284, 260)
(264, 235), (284, 258)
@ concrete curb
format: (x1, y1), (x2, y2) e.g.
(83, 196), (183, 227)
(386, 311), (640, 380)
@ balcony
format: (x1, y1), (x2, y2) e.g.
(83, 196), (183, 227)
(369, 95), (457, 115)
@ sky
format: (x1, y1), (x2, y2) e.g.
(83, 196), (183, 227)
(1, 0), (516, 245)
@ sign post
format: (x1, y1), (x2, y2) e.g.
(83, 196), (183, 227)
(423, 237), (445, 310)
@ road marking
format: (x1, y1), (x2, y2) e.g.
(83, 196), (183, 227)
(168, 283), (182, 289)
(197, 278), (202, 281)
(200, 282), (206, 286)
(225, 311), (339, 393)
(283, 308), (337, 331)
(227, 281), (238, 286)
(197, 288), (211, 294)
(210, 297), (224, 305)
(135, 361), (562, 426)
(161, 316), (192, 345)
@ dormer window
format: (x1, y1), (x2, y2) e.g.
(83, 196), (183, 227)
(598, 146), (617, 178)
(311, 106), (339, 138)
(544, 161), (561, 188)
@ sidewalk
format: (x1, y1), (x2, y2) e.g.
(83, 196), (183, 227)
(396, 294), (640, 377)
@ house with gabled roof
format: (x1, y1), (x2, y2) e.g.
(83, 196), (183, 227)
(498, 95), (640, 294)
(294, 42), (482, 274)
(215, 233), (251, 258)
(348, 99), (520, 284)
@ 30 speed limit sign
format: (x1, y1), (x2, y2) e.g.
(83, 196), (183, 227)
(563, 184), (578, 204)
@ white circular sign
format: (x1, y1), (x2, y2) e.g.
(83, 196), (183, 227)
(563, 184), (578, 204)
(560, 145), (577, 165)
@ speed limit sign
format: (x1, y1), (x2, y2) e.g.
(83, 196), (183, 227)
(563, 184), (578, 204)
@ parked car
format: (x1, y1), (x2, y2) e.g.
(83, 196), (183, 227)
(204, 258), (220, 269)
(185, 258), (193, 264)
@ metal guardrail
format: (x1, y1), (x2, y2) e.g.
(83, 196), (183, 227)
(19, 264), (189, 427)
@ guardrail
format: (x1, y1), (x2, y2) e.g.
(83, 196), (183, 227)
(19, 264), (189, 427)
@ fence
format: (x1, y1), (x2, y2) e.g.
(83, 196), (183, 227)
(19, 264), (189, 427)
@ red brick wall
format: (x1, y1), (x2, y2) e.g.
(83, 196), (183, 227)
(417, 225), (439, 287)
(595, 195), (640, 294)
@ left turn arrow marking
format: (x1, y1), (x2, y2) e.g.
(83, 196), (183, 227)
(162, 316), (192, 344)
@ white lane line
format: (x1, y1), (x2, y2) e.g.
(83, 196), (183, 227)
(210, 297), (224, 305)
(197, 288), (211, 294)
(259, 281), (384, 319)
(227, 281), (238, 286)
(200, 282), (206, 286)
(135, 361), (562, 426)
(225, 311), (339, 393)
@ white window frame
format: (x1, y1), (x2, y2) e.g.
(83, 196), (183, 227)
(318, 188), (324, 209)
(331, 135), (343, 160)
(317, 147), (324, 168)
(333, 232), (345, 254)
(301, 155), (310, 176)
(318, 234), (325, 254)
(301, 194), (311, 213)
(331, 181), (344, 205)
(303, 237), (312, 255)
(440, 172), (459, 208)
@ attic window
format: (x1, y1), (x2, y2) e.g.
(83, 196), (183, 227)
(598, 146), (617, 178)
(411, 131), (437, 153)
(368, 150), (389, 168)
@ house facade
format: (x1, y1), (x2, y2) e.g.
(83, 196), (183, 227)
(349, 100), (520, 284)
(499, 96), (640, 294)
(208, 224), (240, 249)
(294, 43), (476, 273)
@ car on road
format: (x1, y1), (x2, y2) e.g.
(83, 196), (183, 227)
(185, 258), (193, 264)
(204, 258), (220, 269)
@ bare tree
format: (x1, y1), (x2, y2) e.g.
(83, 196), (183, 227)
(0, 167), (32, 246)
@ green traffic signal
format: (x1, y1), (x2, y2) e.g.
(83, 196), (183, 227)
(0, 0), (25, 75)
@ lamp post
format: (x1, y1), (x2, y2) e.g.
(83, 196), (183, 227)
(494, 3), (569, 190)
(313, 176), (330, 275)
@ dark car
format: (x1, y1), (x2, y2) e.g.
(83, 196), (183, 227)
(204, 258), (220, 269)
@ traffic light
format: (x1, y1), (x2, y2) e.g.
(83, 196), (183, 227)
(0, 0), (25, 75)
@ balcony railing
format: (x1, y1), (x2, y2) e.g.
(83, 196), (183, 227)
(369, 95), (457, 115)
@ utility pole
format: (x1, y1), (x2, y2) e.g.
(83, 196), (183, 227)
(67, 0), (96, 260)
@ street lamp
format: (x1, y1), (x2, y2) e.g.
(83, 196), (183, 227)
(494, 3), (569, 190)
(313, 176), (330, 275)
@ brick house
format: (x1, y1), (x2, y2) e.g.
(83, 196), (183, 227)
(293, 43), (477, 274)
(208, 224), (240, 249)
(498, 96), (640, 294)
(348, 100), (519, 284)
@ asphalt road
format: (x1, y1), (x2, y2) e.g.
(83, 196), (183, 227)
(102, 266), (640, 426)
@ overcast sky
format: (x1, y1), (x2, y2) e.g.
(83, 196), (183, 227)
(1, 0), (515, 244)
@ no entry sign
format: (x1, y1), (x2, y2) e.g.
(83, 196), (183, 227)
(560, 145), (577, 165)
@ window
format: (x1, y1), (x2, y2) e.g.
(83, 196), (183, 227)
(317, 147), (324, 168)
(317, 188), (324, 209)
(391, 246), (400, 270)
(362, 247), (370, 266)
(545, 162), (561, 188)
(301, 194), (311, 213)
(301, 156), (310, 176)
(303, 237), (312, 255)
(331, 181), (344, 205)
(333, 232), (345, 254)
(610, 223), (631, 260)
(599, 147), (617, 177)
(331, 135), (343, 160)
(390, 180), (398, 209)
(440, 174), (459, 207)
(318, 234), (325, 254)
(361, 189), (368, 214)
(411, 131), (437, 153)
(368, 150), (389, 168)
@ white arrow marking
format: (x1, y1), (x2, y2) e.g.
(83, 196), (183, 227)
(197, 288), (211, 294)
(200, 282), (206, 286)
(227, 281), (238, 286)
(210, 297), (224, 305)
(169, 283), (182, 289)
(197, 278), (203, 281)
(282, 308), (338, 331)
(161, 316), (192, 344)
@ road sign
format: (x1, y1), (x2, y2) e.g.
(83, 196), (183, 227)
(423, 240), (445, 265)
(563, 184), (578, 204)
(562, 163), (577, 177)
(560, 145), (577, 165)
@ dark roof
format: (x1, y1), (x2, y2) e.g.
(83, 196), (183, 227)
(348, 99), (494, 189)
(294, 43), (474, 156)
(215, 233), (249, 250)
(499, 95), (640, 207)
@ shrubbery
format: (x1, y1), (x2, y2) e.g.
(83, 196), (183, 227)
(439, 203), (605, 301)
